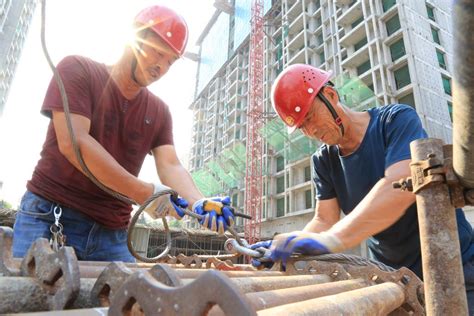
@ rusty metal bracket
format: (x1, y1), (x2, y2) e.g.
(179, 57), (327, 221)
(0, 226), (20, 276)
(19, 238), (80, 310)
(90, 262), (134, 307)
(91, 262), (184, 307)
(393, 145), (468, 208)
(205, 257), (242, 271)
(109, 269), (257, 316)
(175, 253), (204, 268)
(410, 153), (444, 194)
(285, 259), (425, 315)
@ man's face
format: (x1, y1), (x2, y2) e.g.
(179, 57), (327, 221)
(132, 30), (179, 86)
(299, 90), (342, 145)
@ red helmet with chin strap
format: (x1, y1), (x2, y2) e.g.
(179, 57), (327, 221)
(271, 64), (332, 133)
(134, 5), (188, 56)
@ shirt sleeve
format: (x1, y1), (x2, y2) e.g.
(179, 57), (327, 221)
(151, 101), (174, 149)
(41, 55), (92, 119)
(383, 104), (428, 169)
(312, 149), (336, 200)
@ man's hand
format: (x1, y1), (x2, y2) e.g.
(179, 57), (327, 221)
(144, 183), (188, 220)
(250, 231), (344, 269)
(249, 240), (273, 269)
(192, 197), (235, 234)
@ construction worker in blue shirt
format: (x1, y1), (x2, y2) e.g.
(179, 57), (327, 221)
(250, 64), (474, 311)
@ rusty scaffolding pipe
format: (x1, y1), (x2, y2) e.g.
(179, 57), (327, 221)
(257, 282), (405, 316)
(453, 0), (474, 189)
(0, 274), (331, 313)
(0, 277), (96, 313)
(181, 274), (332, 293)
(209, 279), (369, 315)
(78, 264), (285, 279)
(410, 138), (467, 315)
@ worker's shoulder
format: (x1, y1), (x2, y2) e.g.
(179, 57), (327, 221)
(58, 55), (98, 66)
(375, 103), (416, 115)
(56, 55), (104, 75)
(373, 103), (418, 123)
(312, 143), (336, 161)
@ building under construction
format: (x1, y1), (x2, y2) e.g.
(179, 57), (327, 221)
(0, 0), (37, 115)
(187, 0), (458, 247)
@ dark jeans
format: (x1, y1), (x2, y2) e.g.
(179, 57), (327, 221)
(12, 191), (135, 262)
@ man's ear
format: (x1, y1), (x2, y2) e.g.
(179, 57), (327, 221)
(322, 86), (339, 103)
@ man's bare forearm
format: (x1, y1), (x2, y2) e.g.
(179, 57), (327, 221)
(328, 178), (415, 249)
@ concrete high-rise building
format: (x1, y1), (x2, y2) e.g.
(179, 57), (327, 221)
(0, 0), (37, 115)
(188, 0), (454, 243)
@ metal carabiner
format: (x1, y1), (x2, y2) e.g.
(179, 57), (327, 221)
(223, 238), (273, 261)
(53, 205), (62, 227)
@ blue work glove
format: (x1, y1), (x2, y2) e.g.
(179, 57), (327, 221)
(270, 231), (343, 268)
(250, 240), (274, 269)
(144, 183), (189, 220)
(192, 196), (235, 234)
(250, 231), (344, 270)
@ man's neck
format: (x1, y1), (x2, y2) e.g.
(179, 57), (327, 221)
(338, 110), (370, 156)
(107, 59), (142, 100)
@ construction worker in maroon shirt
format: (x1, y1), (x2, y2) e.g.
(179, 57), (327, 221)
(12, 5), (234, 262)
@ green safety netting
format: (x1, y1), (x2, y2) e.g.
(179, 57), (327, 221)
(191, 142), (248, 196)
(259, 118), (320, 163)
(335, 73), (379, 111)
(191, 169), (221, 196)
(207, 160), (237, 188)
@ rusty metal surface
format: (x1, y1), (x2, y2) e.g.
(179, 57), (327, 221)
(9, 307), (109, 315)
(90, 262), (186, 307)
(79, 262), (283, 279)
(109, 269), (257, 316)
(89, 262), (135, 307)
(453, 0), (474, 189)
(257, 282), (405, 316)
(208, 274), (332, 293)
(208, 279), (369, 315)
(284, 258), (425, 315)
(20, 238), (81, 310)
(0, 277), (95, 313)
(0, 227), (427, 315)
(0, 226), (20, 276)
(410, 138), (468, 315)
(442, 145), (466, 208)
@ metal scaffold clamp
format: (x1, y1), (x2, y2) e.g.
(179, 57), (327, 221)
(393, 144), (471, 208)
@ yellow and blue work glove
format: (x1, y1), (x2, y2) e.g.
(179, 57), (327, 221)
(192, 196), (235, 234)
(144, 183), (188, 220)
(250, 231), (343, 269)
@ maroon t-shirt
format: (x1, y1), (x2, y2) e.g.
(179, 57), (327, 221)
(27, 55), (174, 229)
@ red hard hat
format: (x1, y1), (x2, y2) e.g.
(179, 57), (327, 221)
(271, 64), (332, 133)
(134, 5), (188, 56)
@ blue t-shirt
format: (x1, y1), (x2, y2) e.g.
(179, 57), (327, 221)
(312, 104), (474, 278)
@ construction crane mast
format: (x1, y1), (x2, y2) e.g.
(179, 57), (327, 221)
(244, 0), (264, 245)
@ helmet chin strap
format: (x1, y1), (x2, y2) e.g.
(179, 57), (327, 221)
(130, 56), (140, 85)
(317, 92), (345, 136)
